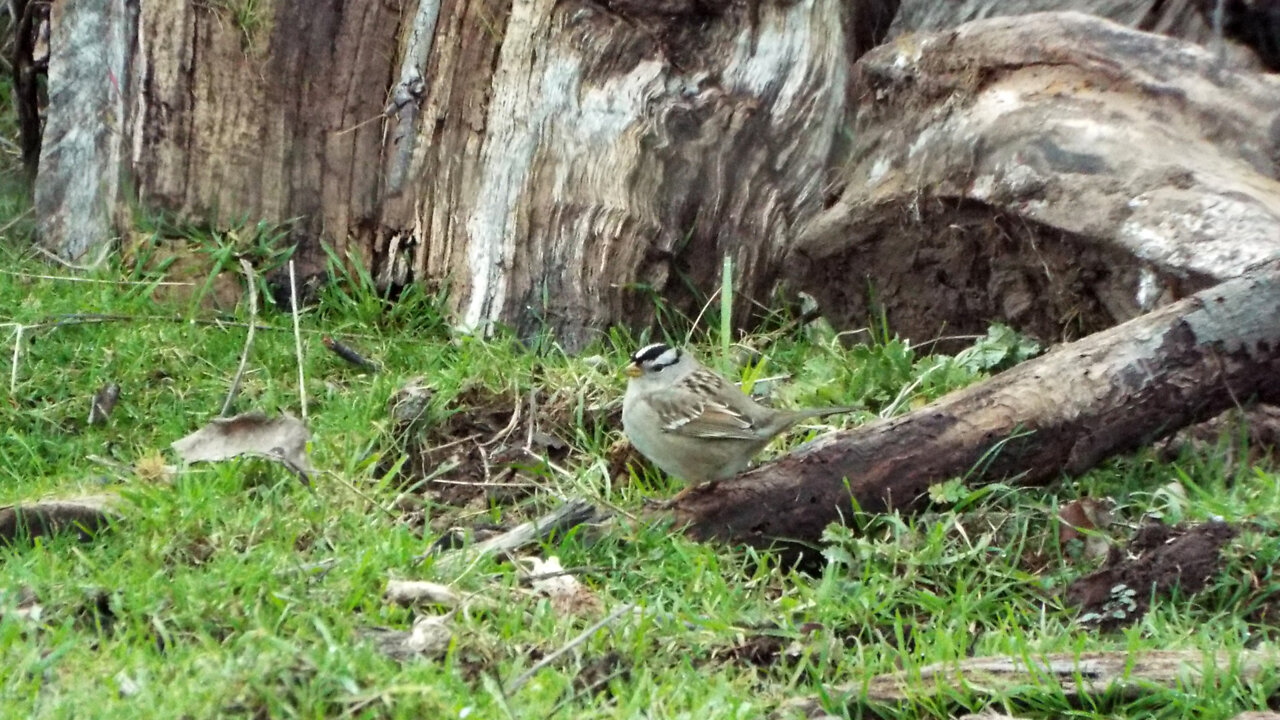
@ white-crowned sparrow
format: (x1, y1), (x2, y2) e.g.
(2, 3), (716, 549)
(621, 342), (856, 484)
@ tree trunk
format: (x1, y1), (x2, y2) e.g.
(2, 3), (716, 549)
(32, 1), (1275, 347)
(34, 0), (869, 349)
(671, 261), (1280, 549)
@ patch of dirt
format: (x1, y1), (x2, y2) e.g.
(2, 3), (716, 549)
(711, 621), (886, 669)
(387, 385), (575, 508)
(792, 200), (1204, 352)
(1065, 520), (1237, 631)
(574, 651), (631, 695)
(165, 536), (217, 567)
(122, 234), (245, 312)
(72, 589), (121, 645)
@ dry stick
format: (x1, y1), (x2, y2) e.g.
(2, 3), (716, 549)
(221, 259), (259, 417)
(8, 324), (21, 395)
(542, 666), (631, 720)
(478, 382), (523, 448)
(28, 243), (96, 271)
(504, 602), (636, 696)
(425, 499), (604, 568)
(0, 268), (196, 286)
(682, 286), (722, 347)
(386, 458), (463, 510)
(321, 469), (399, 520)
(333, 111), (388, 136)
(11, 312), (380, 341)
(289, 260), (308, 421)
(0, 206), (33, 236)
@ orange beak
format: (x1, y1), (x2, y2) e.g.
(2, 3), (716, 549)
(624, 364), (643, 378)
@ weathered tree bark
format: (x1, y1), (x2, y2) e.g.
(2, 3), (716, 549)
(33, 0), (132, 264)
(790, 11), (1280, 349)
(9, 0), (49, 178)
(672, 262), (1280, 548)
(888, 0), (1267, 70)
(33, 0), (1276, 347)
(35, 0), (875, 348)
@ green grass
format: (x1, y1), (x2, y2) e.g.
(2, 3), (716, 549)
(1, 15), (1275, 704)
(1, 199), (1279, 715)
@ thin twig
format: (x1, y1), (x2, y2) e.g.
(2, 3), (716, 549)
(322, 469), (399, 519)
(430, 477), (539, 489)
(525, 387), (537, 449)
(682, 286), (722, 347)
(4, 312), (380, 340)
(543, 665), (631, 720)
(910, 333), (985, 351)
(478, 383), (523, 448)
(221, 259), (259, 417)
(289, 260), (308, 421)
(425, 500), (603, 568)
(333, 111), (388, 136)
(9, 323), (21, 395)
(28, 243), (98, 271)
(0, 206), (32, 235)
(511, 566), (605, 584)
(505, 603), (636, 695)
(0, 268), (196, 286)
(386, 458), (462, 510)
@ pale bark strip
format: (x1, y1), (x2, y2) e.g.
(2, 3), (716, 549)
(429, 500), (603, 574)
(452, 0), (849, 345)
(781, 649), (1275, 714)
(36, 0), (136, 263)
(458, 0), (560, 333)
(673, 262), (1280, 548)
(385, 0), (444, 194)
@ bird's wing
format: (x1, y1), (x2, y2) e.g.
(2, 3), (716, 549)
(647, 371), (764, 441)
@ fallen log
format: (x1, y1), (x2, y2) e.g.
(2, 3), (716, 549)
(672, 261), (1280, 548)
(887, 0), (1269, 70)
(778, 649), (1276, 715)
(791, 12), (1280, 348)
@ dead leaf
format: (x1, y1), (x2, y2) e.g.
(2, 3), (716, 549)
(88, 382), (121, 426)
(519, 556), (601, 618)
(1, 586), (42, 624)
(388, 376), (432, 429)
(360, 614), (453, 662)
(171, 411), (314, 479)
(114, 670), (142, 698)
(385, 579), (469, 609)
(1058, 497), (1114, 562)
(0, 494), (120, 544)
